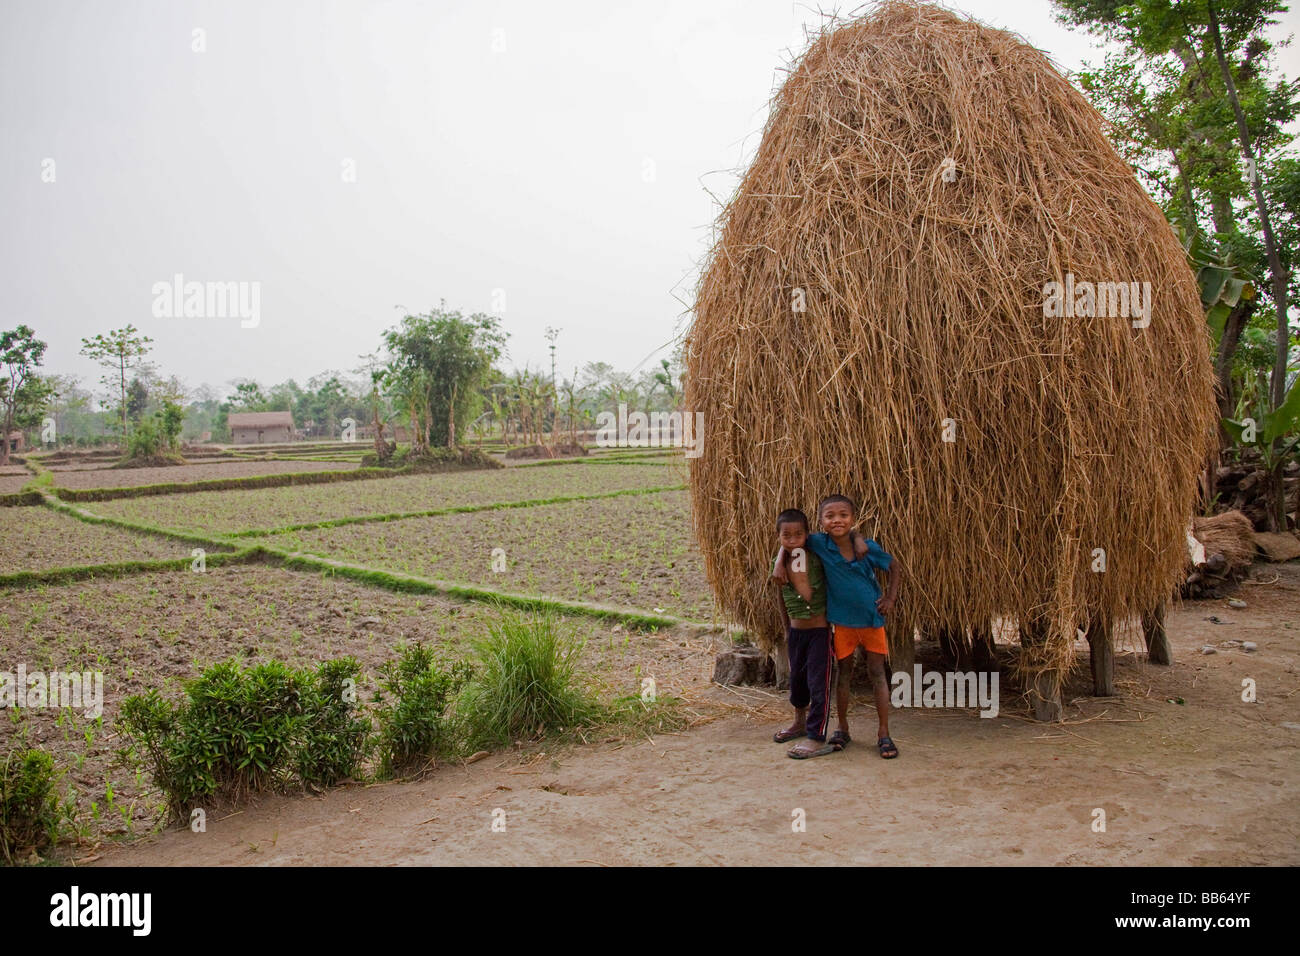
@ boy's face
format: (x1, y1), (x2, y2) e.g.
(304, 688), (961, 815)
(778, 521), (808, 550)
(819, 501), (855, 539)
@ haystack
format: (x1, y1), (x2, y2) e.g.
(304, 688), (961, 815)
(1191, 511), (1256, 576)
(685, 1), (1217, 717)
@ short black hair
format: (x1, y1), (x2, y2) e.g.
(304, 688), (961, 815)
(817, 494), (857, 516)
(776, 508), (809, 531)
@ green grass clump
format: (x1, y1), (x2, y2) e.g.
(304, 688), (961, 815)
(459, 606), (599, 748)
(0, 748), (61, 865)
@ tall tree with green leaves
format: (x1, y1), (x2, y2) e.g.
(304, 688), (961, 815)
(383, 305), (507, 452)
(79, 325), (154, 439)
(1, 325), (48, 465)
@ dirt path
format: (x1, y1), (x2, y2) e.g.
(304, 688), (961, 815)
(88, 573), (1300, 867)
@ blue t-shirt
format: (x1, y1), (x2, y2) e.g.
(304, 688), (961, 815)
(806, 532), (893, 628)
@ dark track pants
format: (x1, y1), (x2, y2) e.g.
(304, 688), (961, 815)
(786, 626), (832, 742)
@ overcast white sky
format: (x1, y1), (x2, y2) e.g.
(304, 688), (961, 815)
(3, 0), (1297, 399)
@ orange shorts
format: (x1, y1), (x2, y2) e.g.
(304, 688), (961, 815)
(832, 625), (888, 660)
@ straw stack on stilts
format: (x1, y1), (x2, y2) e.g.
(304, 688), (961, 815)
(685, 1), (1217, 719)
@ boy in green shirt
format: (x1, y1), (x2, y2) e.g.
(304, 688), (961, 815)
(771, 508), (837, 758)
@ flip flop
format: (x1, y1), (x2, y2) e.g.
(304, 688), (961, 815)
(788, 743), (837, 759)
(773, 728), (804, 743)
(877, 736), (899, 759)
(828, 730), (851, 750)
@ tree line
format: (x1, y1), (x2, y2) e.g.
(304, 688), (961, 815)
(1, 309), (684, 466)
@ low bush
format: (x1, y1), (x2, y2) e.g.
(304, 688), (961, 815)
(0, 748), (61, 865)
(373, 643), (473, 777)
(118, 658), (370, 820)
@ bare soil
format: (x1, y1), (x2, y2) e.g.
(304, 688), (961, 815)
(76, 564), (1300, 867)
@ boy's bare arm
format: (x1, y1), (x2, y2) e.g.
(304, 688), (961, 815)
(771, 546), (788, 585)
(876, 560), (902, 615)
(851, 530), (869, 559)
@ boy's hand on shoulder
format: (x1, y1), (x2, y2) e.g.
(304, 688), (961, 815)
(852, 532), (869, 559)
(771, 547), (789, 585)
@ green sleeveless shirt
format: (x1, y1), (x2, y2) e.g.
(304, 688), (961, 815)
(777, 548), (827, 619)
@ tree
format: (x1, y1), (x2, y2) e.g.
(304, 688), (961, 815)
(156, 400), (185, 452)
(1, 325), (48, 465)
(382, 304), (507, 452)
(126, 377), (149, 424)
(79, 325), (153, 439)
(227, 380), (267, 410)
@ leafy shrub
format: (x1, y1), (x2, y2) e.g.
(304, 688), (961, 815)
(373, 643), (473, 777)
(296, 658), (370, 786)
(459, 607), (598, 749)
(0, 748), (60, 864)
(118, 658), (370, 821)
(126, 419), (161, 459)
(157, 400), (185, 452)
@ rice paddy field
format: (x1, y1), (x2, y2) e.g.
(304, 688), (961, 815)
(0, 507), (195, 572)
(89, 460), (686, 537)
(2, 443), (1297, 868)
(49, 457), (361, 490)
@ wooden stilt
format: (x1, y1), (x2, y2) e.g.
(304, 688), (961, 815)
(890, 624), (915, 679)
(1142, 603), (1172, 665)
(937, 626), (960, 669)
(1021, 619), (1063, 721)
(971, 622), (995, 672)
(1086, 613), (1115, 696)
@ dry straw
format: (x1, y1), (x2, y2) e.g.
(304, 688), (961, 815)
(685, 1), (1217, 708)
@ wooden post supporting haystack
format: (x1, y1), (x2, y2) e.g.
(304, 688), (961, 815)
(1086, 614), (1115, 696)
(971, 622), (995, 672)
(1142, 603), (1173, 665)
(1021, 620), (1063, 722)
(890, 624), (915, 678)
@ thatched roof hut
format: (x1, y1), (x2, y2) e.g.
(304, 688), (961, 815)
(685, 1), (1217, 717)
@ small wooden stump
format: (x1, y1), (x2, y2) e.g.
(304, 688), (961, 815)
(711, 644), (775, 686)
(1086, 614), (1115, 697)
(1142, 603), (1172, 665)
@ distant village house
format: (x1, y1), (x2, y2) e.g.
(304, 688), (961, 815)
(228, 411), (295, 444)
(5, 431), (23, 454)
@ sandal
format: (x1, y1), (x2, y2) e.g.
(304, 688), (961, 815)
(877, 736), (899, 759)
(788, 743), (837, 759)
(828, 730), (851, 750)
(773, 727), (804, 743)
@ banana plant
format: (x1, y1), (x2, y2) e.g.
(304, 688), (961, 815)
(1222, 368), (1300, 530)
(1176, 224), (1256, 343)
